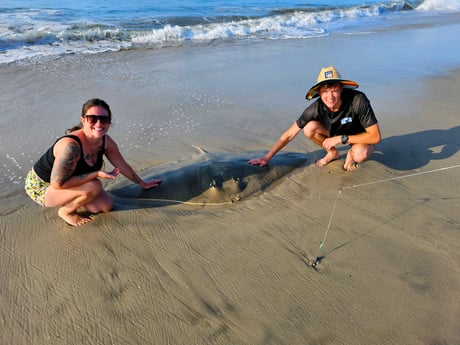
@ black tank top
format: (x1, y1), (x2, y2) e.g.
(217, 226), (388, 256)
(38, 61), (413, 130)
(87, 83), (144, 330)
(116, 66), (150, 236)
(34, 134), (105, 182)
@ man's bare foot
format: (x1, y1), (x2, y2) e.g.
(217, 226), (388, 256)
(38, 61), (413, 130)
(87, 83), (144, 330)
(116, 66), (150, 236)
(343, 161), (358, 171)
(316, 150), (339, 167)
(343, 150), (358, 171)
(58, 208), (92, 226)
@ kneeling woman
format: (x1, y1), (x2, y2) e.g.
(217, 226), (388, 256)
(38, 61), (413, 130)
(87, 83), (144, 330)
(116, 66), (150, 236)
(25, 98), (162, 226)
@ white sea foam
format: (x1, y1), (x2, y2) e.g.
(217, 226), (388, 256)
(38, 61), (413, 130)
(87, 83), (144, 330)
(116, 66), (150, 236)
(131, 6), (388, 45)
(0, 1), (457, 65)
(417, 0), (460, 11)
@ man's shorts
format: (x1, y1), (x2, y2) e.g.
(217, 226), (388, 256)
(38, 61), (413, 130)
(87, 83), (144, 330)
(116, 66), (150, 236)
(24, 168), (49, 207)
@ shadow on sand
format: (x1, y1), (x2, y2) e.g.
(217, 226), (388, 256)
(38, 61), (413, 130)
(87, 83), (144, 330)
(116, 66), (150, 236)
(372, 126), (460, 170)
(313, 126), (460, 269)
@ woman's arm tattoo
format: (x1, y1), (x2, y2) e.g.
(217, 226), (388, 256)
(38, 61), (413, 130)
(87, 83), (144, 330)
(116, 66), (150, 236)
(51, 142), (80, 185)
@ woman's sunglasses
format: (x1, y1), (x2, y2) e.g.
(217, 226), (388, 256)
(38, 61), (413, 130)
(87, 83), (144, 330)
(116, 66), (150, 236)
(84, 115), (111, 125)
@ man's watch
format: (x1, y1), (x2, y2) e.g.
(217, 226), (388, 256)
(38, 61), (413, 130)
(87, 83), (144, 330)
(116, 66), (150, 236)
(341, 134), (349, 145)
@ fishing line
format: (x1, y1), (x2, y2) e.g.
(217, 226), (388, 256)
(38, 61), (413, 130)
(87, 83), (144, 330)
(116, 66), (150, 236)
(319, 189), (341, 247)
(311, 164), (460, 268)
(311, 188), (342, 268)
(113, 196), (233, 207)
(343, 164), (460, 190)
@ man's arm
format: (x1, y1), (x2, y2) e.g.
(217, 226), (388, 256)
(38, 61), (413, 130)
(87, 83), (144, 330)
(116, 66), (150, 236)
(322, 123), (381, 151)
(347, 123), (381, 145)
(248, 121), (302, 166)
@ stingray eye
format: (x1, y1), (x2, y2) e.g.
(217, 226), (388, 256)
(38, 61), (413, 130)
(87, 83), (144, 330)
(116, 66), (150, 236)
(231, 194), (241, 203)
(209, 177), (223, 188)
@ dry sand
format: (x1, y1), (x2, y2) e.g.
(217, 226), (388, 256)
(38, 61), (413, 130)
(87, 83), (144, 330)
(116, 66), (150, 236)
(1, 20), (460, 345)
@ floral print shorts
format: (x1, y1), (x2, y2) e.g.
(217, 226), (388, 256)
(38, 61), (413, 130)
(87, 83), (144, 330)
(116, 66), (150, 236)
(24, 169), (49, 207)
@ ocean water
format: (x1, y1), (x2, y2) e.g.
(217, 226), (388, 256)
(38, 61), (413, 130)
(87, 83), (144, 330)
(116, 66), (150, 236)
(0, 0), (459, 65)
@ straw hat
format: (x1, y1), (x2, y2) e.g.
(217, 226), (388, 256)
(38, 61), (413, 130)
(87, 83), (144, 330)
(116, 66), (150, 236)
(305, 66), (359, 100)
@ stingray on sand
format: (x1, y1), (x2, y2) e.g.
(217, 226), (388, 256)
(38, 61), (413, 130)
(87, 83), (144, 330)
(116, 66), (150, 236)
(108, 151), (307, 206)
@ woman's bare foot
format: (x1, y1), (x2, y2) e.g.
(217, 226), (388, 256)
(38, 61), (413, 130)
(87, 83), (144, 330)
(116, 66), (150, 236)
(343, 150), (358, 171)
(316, 150), (339, 167)
(58, 208), (92, 226)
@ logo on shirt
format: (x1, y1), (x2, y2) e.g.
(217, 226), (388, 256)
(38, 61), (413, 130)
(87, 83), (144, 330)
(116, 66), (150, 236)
(341, 117), (352, 125)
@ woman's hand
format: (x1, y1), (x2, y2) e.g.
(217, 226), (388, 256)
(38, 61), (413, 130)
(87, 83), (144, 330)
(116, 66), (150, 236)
(98, 168), (120, 179)
(140, 178), (162, 189)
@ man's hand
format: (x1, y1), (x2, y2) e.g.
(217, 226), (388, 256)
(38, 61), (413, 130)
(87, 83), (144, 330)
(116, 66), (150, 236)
(248, 158), (269, 167)
(322, 136), (342, 151)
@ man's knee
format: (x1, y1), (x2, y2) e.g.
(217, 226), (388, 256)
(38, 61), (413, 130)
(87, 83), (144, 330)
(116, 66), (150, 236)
(303, 121), (327, 139)
(351, 145), (374, 163)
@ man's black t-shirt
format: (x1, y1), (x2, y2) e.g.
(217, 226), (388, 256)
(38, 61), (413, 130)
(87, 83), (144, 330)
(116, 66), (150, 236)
(296, 89), (378, 136)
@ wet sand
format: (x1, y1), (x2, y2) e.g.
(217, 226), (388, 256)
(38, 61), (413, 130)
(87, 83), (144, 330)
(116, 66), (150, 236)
(1, 18), (460, 345)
